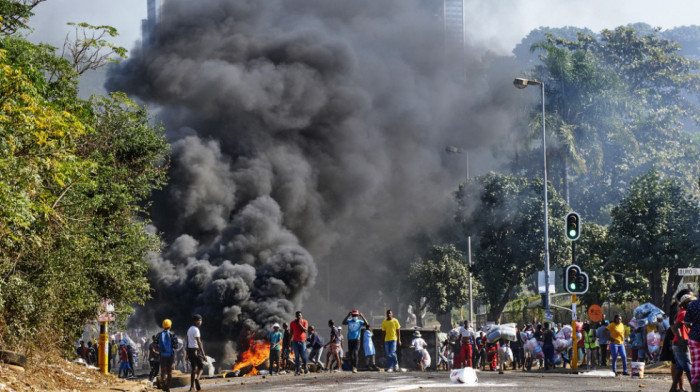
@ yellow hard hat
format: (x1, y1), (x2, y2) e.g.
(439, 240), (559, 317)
(162, 319), (172, 329)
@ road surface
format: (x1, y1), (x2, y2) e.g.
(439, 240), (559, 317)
(185, 368), (671, 392)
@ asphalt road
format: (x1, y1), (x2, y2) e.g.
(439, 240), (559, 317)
(185, 369), (673, 392)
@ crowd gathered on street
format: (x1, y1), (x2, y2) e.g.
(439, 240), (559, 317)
(76, 288), (700, 391)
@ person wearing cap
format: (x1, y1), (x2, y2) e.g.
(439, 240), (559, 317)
(672, 293), (695, 391)
(268, 323), (283, 374)
(342, 309), (369, 373)
(410, 330), (430, 371)
(185, 314), (206, 392)
(158, 319), (179, 392)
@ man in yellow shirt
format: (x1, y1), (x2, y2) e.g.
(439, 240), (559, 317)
(381, 309), (401, 372)
(605, 315), (629, 376)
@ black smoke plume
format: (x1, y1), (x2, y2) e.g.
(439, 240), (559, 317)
(107, 0), (521, 360)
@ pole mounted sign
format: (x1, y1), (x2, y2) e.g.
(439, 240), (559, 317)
(678, 268), (700, 276)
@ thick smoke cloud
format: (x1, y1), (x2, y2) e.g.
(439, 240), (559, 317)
(107, 0), (520, 358)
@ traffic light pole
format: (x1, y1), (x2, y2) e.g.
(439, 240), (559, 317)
(572, 294), (578, 371)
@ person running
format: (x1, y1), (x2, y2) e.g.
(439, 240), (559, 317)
(459, 320), (475, 368)
(381, 309), (401, 372)
(672, 293), (695, 391)
(268, 323), (283, 375)
(410, 331), (430, 371)
(290, 311), (309, 375)
(324, 320), (342, 371)
(281, 322), (291, 373)
(307, 325), (324, 371)
(342, 309), (368, 373)
(186, 314), (207, 392)
(606, 315), (629, 376)
(148, 335), (160, 382)
(158, 319), (179, 392)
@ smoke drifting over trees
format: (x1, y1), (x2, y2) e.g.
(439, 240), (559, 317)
(107, 0), (520, 353)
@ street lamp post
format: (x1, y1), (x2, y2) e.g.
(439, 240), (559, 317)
(514, 77), (551, 314)
(445, 145), (474, 325)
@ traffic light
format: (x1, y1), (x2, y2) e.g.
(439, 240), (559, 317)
(565, 264), (589, 294)
(565, 212), (581, 240)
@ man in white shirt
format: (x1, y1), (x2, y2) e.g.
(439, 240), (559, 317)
(186, 314), (206, 392)
(410, 331), (430, 371)
(459, 320), (476, 368)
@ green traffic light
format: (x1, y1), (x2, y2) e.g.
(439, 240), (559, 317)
(569, 229), (577, 237)
(569, 282), (577, 290)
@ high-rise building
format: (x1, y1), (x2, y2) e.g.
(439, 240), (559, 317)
(142, 0), (165, 47)
(443, 0), (465, 49)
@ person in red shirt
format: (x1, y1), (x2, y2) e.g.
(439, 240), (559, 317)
(289, 311), (309, 375)
(672, 293), (695, 391)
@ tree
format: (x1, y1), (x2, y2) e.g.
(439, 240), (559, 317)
(0, 4), (168, 354)
(514, 26), (700, 226)
(609, 168), (699, 310)
(406, 244), (469, 330)
(456, 173), (570, 323)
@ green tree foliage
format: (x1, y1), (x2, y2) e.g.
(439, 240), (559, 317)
(609, 168), (699, 311)
(456, 173), (570, 323)
(516, 26), (700, 225)
(406, 244), (469, 329)
(0, 0), (45, 35)
(0, 3), (168, 354)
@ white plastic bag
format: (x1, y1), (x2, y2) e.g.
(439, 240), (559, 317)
(450, 367), (478, 385)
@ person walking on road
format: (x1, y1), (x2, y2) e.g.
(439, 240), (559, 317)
(672, 293), (695, 392)
(324, 320), (342, 372)
(186, 314), (207, 392)
(148, 335), (160, 382)
(158, 319), (179, 392)
(606, 315), (629, 376)
(684, 294), (700, 392)
(290, 311), (309, 375)
(382, 309), (401, 372)
(343, 309), (368, 373)
(459, 320), (475, 368)
(307, 325), (324, 371)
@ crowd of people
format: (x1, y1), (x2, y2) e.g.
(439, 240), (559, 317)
(76, 288), (700, 392)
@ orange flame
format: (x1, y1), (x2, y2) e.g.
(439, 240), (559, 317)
(232, 339), (271, 376)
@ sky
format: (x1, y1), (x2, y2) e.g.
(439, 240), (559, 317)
(27, 0), (700, 56)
